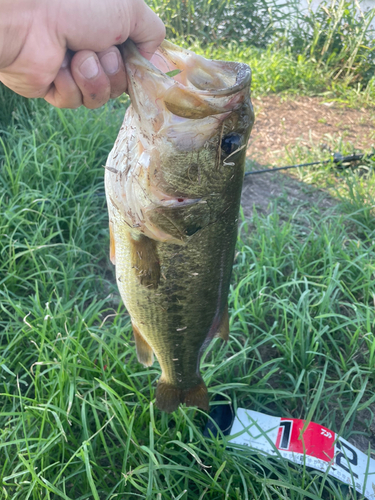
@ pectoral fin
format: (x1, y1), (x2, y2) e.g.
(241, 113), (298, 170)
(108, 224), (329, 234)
(133, 322), (154, 367)
(109, 223), (116, 265)
(129, 234), (160, 289)
(215, 304), (229, 341)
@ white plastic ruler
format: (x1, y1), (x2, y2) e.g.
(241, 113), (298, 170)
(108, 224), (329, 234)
(229, 409), (375, 499)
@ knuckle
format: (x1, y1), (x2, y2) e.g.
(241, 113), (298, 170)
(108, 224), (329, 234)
(84, 99), (107, 109)
(50, 90), (82, 109)
(58, 100), (81, 110)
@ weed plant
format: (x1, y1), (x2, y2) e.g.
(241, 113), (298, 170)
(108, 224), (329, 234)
(150, 0), (375, 83)
(1, 78), (375, 499)
(280, 0), (375, 85)
(148, 0), (289, 47)
(150, 0), (375, 105)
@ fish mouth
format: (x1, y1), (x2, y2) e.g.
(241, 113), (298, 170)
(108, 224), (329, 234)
(121, 40), (251, 119)
(155, 40), (251, 98)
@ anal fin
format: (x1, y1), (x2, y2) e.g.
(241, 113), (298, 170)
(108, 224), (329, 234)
(215, 304), (229, 341)
(133, 323), (154, 367)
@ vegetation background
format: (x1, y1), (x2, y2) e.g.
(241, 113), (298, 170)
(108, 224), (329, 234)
(1, 0), (375, 498)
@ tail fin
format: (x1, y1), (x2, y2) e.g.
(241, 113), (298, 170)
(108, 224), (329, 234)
(184, 382), (209, 411)
(156, 378), (209, 413)
(155, 381), (181, 413)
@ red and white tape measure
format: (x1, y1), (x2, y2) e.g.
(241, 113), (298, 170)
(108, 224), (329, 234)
(229, 409), (375, 499)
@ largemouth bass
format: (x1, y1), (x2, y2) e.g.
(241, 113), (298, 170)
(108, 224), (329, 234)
(105, 40), (254, 413)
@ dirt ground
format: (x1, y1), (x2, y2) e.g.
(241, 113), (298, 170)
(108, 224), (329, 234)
(241, 169), (336, 222)
(247, 95), (375, 166)
(241, 95), (375, 217)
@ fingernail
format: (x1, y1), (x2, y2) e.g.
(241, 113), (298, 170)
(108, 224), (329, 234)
(100, 52), (119, 75)
(79, 56), (99, 79)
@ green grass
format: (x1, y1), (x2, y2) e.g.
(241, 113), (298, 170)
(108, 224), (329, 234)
(1, 50), (375, 499)
(153, 0), (375, 106)
(185, 41), (375, 107)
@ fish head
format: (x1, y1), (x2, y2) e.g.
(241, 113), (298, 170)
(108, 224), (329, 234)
(105, 40), (254, 243)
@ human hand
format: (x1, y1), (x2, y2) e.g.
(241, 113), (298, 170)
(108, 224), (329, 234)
(0, 0), (165, 109)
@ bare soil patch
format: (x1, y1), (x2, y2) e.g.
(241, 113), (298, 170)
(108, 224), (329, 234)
(241, 95), (374, 218)
(241, 170), (335, 221)
(247, 95), (375, 166)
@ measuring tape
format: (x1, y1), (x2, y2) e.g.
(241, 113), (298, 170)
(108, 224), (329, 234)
(228, 409), (375, 499)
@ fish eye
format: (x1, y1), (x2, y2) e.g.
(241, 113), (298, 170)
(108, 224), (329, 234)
(221, 133), (242, 155)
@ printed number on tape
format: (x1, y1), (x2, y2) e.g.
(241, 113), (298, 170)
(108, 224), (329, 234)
(229, 409), (375, 499)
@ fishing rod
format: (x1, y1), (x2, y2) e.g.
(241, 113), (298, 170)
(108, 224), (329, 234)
(244, 151), (375, 176)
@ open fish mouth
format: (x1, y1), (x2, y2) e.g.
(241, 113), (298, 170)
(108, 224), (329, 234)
(121, 40), (252, 123)
(154, 40), (251, 97)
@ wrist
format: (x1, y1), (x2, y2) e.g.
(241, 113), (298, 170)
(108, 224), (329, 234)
(0, 0), (33, 70)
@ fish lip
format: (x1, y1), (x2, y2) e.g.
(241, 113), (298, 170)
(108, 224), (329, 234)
(121, 40), (251, 99)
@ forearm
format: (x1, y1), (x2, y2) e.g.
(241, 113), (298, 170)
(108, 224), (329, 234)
(0, 0), (32, 70)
